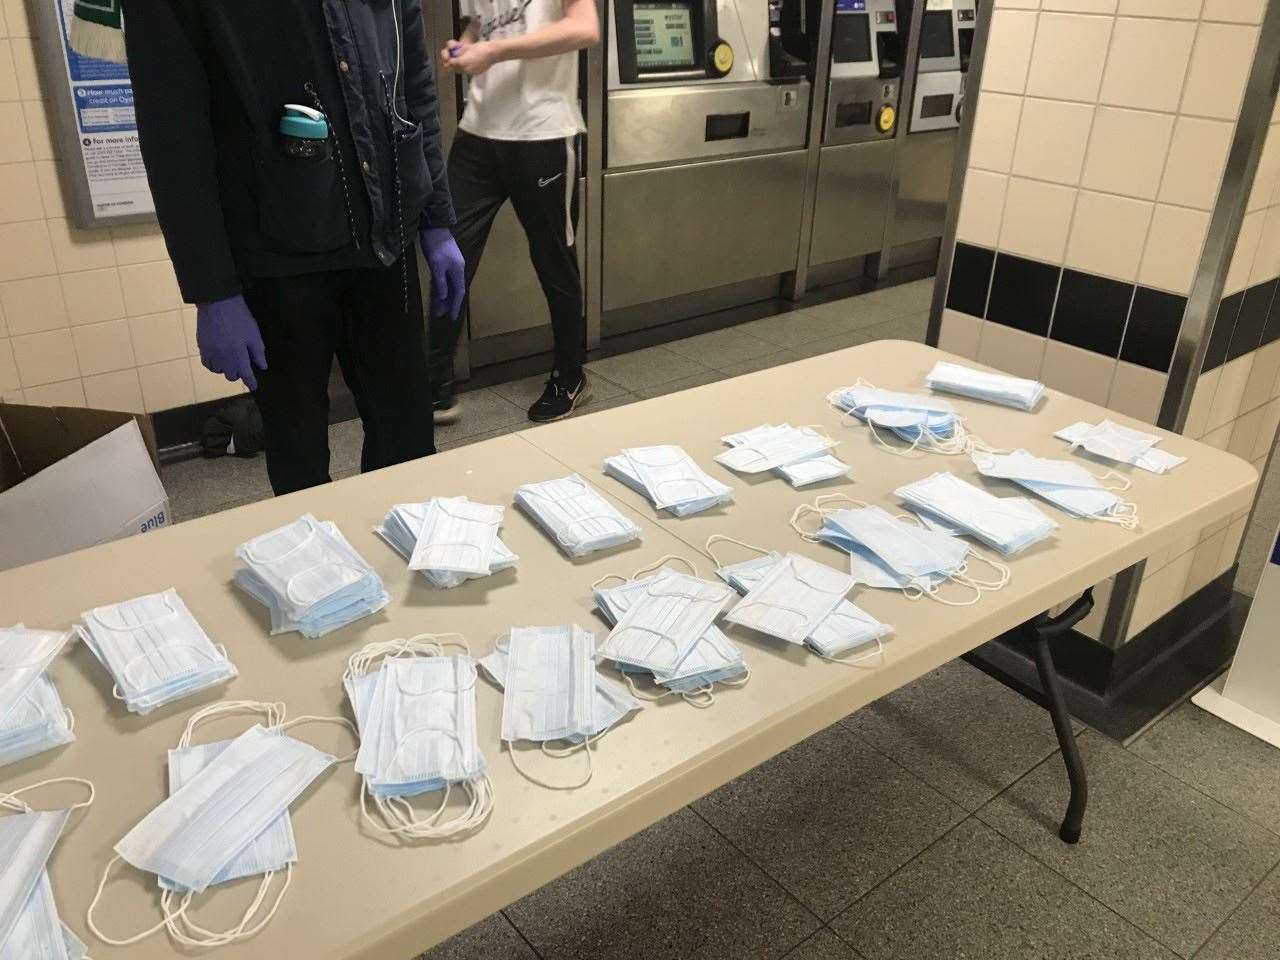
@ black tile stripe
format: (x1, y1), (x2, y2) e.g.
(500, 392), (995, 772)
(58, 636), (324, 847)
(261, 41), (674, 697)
(946, 243), (995, 317)
(986, 252), (1060, 336)
(1226, 278), (1277, 363)
(1204, 291), (1242, 372)
(1120, 288), (1186, 373)
(1050, 269), (1134, 357)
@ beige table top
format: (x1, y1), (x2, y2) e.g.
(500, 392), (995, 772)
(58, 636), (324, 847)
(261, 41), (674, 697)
(0, 340), (1257, 960)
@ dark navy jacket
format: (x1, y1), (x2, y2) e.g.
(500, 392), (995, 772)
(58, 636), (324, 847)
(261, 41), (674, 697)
(123, 0), (455, 303)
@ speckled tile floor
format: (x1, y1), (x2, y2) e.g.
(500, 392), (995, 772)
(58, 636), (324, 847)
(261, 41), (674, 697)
(158, 279), (1280, 959)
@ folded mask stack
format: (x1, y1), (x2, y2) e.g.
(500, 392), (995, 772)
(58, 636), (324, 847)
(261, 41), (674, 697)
(0, 627), (75, 769)
(896, 472), (1058, 556)
(514, 474), (642, 557)
(1056, 420), (1186, 474)
(827, 382), (968, 453)
(234, 515), (390, 638)
(345, 636), (494, 838)
(377, 499), (518, 587)
(604, 445), (734, 516)
(971, 448), (1139, 526)
(718, 424), (849, 487)
(926, 361), (1045, 411)
(77, 590), (237, 715)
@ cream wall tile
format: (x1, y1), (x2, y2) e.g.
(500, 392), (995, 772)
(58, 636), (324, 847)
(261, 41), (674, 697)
(1247, 124), (1280, 213)
(0, 2), (7, 35)
(33, 160), (66, 219)
(1107, 361), (1167, 424)
(0, 101), (31, 162)
(1011, 97), (1094, 185)
(0, 220), (54, 282)
(977, 323), (1047, 379)
(82, 369), (144, 413)
(182, 307), (198, 356)
(1041, 340), (1116, 404)
(1159, 117), (1233, 211)
(938, 309), (984, 359)
(1127, 563), (1180, 639)
(1181, 22), (1258, 121)
(982, 10), (1038, 94)
(1228, 405), (1264, 461)
(956, 170), (1007, 247)
(1075, 577), (1113, 640)
(71, 319), (134, 377)
(138, 358), (195, 412)
(1099, 18), (1196, 113)
(1184, 366), (1219, 437)
(0, 275), (65, 335)
(60, 268), (125, 326)
(1025, 13), (1112, 103)
(191, 358), (247, 404)
(11, 328), (77, 386)
(120, 261), (182, 316)
(1, 0), (30, 38)
(1208, 353), (1253, 431)
(21, 100), (55, 161)
(1186, 528), (1230, 596)
(0, 40), (17, 101)
(1138, 205), (1209, 295)
(1226, 210), (1264, 295)
(0, 301), (6, 337)
(998, 177), (1077, 262)
(1064, 190), (1153, 281)
(969, 93), (1023, 173)
(1118, 0), (1201, 15)
(1080, 108), (1173, 202)
(996, 0), (1041, 7)
(128, 310), (186, 366)
(1253, 397), (1280, 460)
(1240, 339), (1280, 414)
(1042, 0), (1115, 11)
(0, 337), (16, 391)
(1220, 515), (1248, 571)
(0, 161), (42, 222)
(10, 35), (36, 100)
(1200, 0), (1265, 24)
(46, 218), (115, 273)
(1203, 421), (1233, 450)
(22, 379), (86, 408)
(1250, 206), (1280, 286)
(110, 224), (170, 265)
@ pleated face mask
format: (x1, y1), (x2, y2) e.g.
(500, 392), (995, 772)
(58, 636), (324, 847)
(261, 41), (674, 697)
(409, 497), (505, 576)
(926, 361), (1045, 411)
(237, 514), (374, 619)
(827, 380), (997, 457)
(896, 472), (1058, 556)
(598, 570), (735, 673)
(513, 474), (641, 557)
(724, 553), (855, 645)
(1056, 420), (1186, 474)
(971, 448), (1139, 527)
(0, 626), (71, 721)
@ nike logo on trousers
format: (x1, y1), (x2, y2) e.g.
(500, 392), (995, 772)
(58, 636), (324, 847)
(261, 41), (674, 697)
(537, 172), (564, 188)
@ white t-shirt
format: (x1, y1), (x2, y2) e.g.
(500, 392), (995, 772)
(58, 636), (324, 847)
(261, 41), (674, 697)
(457, 0), (587, 141)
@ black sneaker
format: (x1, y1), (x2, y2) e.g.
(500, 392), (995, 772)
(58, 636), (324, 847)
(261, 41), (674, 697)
(528, 370), (591, 423)
(433, 396), (461, 425)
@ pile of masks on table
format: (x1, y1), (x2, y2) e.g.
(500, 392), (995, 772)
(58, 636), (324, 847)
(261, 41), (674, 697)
(604, 445), (733, 516)
(926, 361), (1045, 411)
(717, 424), (849, 487)
(479, 625), (643, 787)
(514, 474), (641, 557)
(346, 636), (494, 836)
(0, 626), (74, 768)
(1057, 420), (1185, 474)
(77, 590), (237, 714)
(827, 382), (973, 454)
(896, 472), (1057, 556)
(377, 498), (518, 587)
(971, 448), (1139, 527)
(593, 566), (749, 705)
(234, 514), (389, 638)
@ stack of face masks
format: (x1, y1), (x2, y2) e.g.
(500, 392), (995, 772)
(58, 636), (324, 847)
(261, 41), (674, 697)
(718, 424), (849, 487)
(721, 551), (863, 646)
(0, 626), (75, 768)
(377, 499), (518, 587)
(345, 636), (494, 838)
(604, 445), (734, 516)
(88, 702), (346, 949)
(827, 381), (977, 455)
(1056, 420), (1186, 474)
(971, 448), (1139, 527)
(513, 474), (642, 557)
(926, 361), (1045, 411)
(406, 496), (506, 578)
(234, 515), (390, 638)
(0, 778), (95, 960)
(896, 472), (1058, 556)
(77, 590), (237, 714)
(707, 538), (890, 660)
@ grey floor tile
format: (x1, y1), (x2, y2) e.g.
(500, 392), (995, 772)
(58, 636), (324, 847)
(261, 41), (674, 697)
(505, 807), (821, 960)
(161, 454), (273, 522)
(737, 309), (862, 348)
(831, 819), (1178, 960)
(859, 312), (930, 345)
(586, 345), (711, 392)
(1195, 863), (1280, 960)
(666, 326), (782, 369)
(782, 928), (864, 960)
(634, 368), (727, 398)
(718, 349), (805, 378)
(844, 660), (1073, 812)
(693, 724), (965, 920)
(854, 279), (936, 318)
(419, 913), (539, 960)
(804, 296), (903, 332)
(491, 370), (629, 409)
(977, 730), (1280, 957)
(434, 388), (528, 447)
(789, 329), (876, 359)
(439, 425), (521, 451)
(329, 417), (365, 480)
(1129, 702), (1280, 837)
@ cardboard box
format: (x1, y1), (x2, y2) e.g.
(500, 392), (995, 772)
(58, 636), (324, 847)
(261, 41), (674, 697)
(0, 403), (169, 572)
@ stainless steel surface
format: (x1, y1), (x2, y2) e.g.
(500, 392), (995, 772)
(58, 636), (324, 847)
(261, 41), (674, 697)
(890, 128), (955, 246)
(910, 70), (963, 133)
(602, 275), (782, 335)
(586, 4), (607, 349)
(874, 0), (925, 280)
(824, 77), (901, 145)
(601, 150), (808, 311)
(607, 0), (772, 89)
(606, 82), (811, 168)
(809, 139), (897, 267)
(789, 0), (838, 299)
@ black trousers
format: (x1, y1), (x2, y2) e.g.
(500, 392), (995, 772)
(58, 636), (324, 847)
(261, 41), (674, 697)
(245, 255), (435, 496)
(429, 130), (585, 388)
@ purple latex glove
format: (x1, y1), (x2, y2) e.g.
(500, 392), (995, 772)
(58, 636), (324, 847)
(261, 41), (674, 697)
(420, 226), (466, 319)
(196, 294), (267, 391)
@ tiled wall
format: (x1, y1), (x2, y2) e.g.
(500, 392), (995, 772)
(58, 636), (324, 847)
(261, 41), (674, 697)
(937, 0), (1272, 642)
(0, 0), (244, 414)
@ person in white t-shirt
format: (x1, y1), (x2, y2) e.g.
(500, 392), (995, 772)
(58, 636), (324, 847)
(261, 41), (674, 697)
(431, 0), (599, 423)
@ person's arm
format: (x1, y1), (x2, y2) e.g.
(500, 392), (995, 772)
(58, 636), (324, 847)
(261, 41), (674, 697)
(400, 0), (456, 229)
(441, 0), (599, 76)
(121, 0), (241, 303)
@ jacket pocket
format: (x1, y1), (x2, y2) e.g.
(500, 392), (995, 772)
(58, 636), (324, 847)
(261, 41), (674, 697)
(394, 123), (432, 226)
(254, 147), (352, 254)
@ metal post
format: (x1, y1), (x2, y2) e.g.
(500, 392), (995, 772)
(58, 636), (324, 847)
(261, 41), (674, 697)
(788, 0), (838, 301)
(873, 0), (925, 282)
(584, 5), (607, 349)
(1028, 634), (1088, 844)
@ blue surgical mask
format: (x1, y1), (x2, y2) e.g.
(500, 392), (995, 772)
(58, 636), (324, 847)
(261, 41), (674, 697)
(514, 475), (642, 557)
(605, 446), (734, 516)
(0, 673), (75, 770)
(896, 472), (1057, 556)
(971, 449), (1139, 526)
(378, 500), (518, 587)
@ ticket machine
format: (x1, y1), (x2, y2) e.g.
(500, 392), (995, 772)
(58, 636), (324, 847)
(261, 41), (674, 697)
(601, 0), (815, 331)
(908, 0), (976, 133)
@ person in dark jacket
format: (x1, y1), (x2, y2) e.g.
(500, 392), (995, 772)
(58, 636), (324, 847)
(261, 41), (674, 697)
(122, 0), (465, 495)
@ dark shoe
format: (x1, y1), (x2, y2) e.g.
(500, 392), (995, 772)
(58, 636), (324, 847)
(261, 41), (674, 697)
(528, 370), (591, 423)
(433, 397), (461, 425)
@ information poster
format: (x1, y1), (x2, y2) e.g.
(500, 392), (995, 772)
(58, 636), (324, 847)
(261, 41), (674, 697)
(51, 0), (155, 222)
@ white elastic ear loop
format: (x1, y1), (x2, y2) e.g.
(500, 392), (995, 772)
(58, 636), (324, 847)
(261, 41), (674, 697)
(922, 577), (984, 607)
(790, 503), (826, 542)
(506, 732), (593, 790)
(702, 534), (770, 567)
(0, 776), (95, 813)
(1100, 501), (1140, 529)
(178, 700), (288, 749)
(161, 864), (293, 948)
(362, 774), (494, 839)
(89, 856), (177, 946)
(962, 549), (1012, 589)
(631, 554), (699, 580)
(868, 419), (925, 458)
(618, 667), (678, 702)
(1099, 470), (1133, 492)
(816, 635), (885, 667)
(276, 714), (360, 763)
(591, 572), (630, 590)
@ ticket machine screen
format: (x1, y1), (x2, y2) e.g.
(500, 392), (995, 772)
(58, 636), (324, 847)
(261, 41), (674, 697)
(634, 2), (697, 70)
(832, 13), (872, 63)
(919, 10), (954, 59)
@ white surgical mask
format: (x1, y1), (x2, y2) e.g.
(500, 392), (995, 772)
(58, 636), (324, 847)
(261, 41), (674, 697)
(926, 361), (1044, 411)
(0, 626), (71, 721)
(237, 515), (375, 620)
(598, 570), (734, 673)
(828, 380), (996, 457)
(611, 446), (734, 514)
(513, 474), (641, 557)
(378, 501), (518, 587)
(0, 673), (75, 770)
(716, 424), (837, 474)
(896, 472), (1057, 556)
(1056, 420), (1185, 474)
(408, 496), (504, 576)
(725, 553), (854, 644)
(972, 449), (1139, 527)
